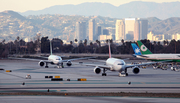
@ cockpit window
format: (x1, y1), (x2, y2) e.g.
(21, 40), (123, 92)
(118, 63), (124, 65)
(56, 59), (60, 60)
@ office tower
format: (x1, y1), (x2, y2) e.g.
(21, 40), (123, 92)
(115, 20), (125, 40)
(96, 26), (102, 38)
(103, 29), (109, 35)
(125, 18), (136, 40)
(134, 18), (148, 40)
(89, 19), (96, 41)
(134, 20), (140, 40)
(76, 21), (86, 41)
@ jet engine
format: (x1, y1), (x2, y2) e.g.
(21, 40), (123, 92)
(66, 60), (72, 66)
(94, 67), (101, 74)
(38, 60), (45, 67)
(132, 67), (140, 74)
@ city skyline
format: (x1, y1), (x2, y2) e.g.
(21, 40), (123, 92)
(1, 0), (179, 12)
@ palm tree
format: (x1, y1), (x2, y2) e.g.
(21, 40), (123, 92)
(75, 39), (78, 43)
(163, 40), (166, 46)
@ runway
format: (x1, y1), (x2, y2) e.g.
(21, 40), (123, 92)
(1, 59), (180, 102)
(1, 96), (180, 103)
(0, 59), (180, 93)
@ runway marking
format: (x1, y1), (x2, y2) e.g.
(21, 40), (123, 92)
(2, 72), (24, 79)
(1, 82), (180, 85)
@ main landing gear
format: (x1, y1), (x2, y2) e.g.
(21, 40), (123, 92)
(119, 68), (128, 77)
(57, 63), (64, 68)
(45, 63), (49, 68)
(102, 68), (107, 76)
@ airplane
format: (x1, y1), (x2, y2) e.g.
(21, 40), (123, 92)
(131, 41), (180, 71)
(10, 41), (93, 68)
(80, 41), (158, 77)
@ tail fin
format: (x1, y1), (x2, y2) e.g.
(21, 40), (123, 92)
(108, 41), (111, 58)
(137, 41), (152, 55)
(131, 43), (142, 55)
(50, 40), (52, 55)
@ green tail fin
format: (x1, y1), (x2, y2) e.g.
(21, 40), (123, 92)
(137, 41), (152, 55)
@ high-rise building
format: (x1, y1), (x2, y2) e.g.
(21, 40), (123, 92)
(103, 29), (109, 35)
(134, 20), (140, 40)
(75, 21), (86, 41)
(115, 20), (125, 40)
(134, 18), (148, 40)
(96, 26), (101, 38)
(147, 31), (154, 41)
(125, 18), (136, 40)
(89, 19), (96, 41)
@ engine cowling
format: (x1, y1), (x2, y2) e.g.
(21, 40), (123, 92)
(38, 60), (45, 67)
(132, 67), (140, 74)
(66, 60), (72, 66)
(94, 67), (101, 74)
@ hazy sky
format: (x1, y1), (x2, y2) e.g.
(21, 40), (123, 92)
(1, 0), (180, 12)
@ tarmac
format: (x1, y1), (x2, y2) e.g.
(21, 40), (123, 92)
(0, 59), (180, 102)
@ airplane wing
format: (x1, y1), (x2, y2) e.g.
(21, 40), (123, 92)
(80, 63), (112, 70)
(8, 57), (52, 63)
(88, 58), (129, 63)
(62, 57), (96, 62)
(8, 57), (41, 61)
(125, 62), (159, 68)
(88, 59), (106, 63)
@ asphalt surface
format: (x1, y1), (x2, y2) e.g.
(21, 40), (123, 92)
(0, 59), (180, 102)
(0, 96), (180, 103)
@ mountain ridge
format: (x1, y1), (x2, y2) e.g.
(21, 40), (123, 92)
(21, 1), (180, 20)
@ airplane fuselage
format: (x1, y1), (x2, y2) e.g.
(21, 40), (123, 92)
(106, 58), (126, 72)
(48, 55), (62, 65)
(137, 54), (180, 62)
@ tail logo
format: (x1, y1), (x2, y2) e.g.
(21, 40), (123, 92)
(135, 48), (140, 54)
(141, 45), (147, 52)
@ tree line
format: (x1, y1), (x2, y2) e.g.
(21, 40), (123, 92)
(0, 36), (180, 58)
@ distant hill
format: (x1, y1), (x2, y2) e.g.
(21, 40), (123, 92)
(1, 10), (180, 42)
(21, 1), (180, 20)
(147, 17), (161, 24)
(1, 10), (26, 20)
(148, 17), (180, 34)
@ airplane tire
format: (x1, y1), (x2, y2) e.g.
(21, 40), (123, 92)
(102, 73), (106, 76)
(126, 73), (128, 76)
(45, 66), (48, 68)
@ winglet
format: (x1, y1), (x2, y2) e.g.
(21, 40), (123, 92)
(131, 43), (142, 55)
(50, 40), (52, 55)
(108, 40), (111, 58)
(137, 41), (152, 55)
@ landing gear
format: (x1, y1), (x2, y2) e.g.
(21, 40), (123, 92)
(45, 63), (48, 68)
(102, 73), (106, 76)
(119, 68), (128, 77)
(102, 68), (107, 76)
(61, 63), (64, 68)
